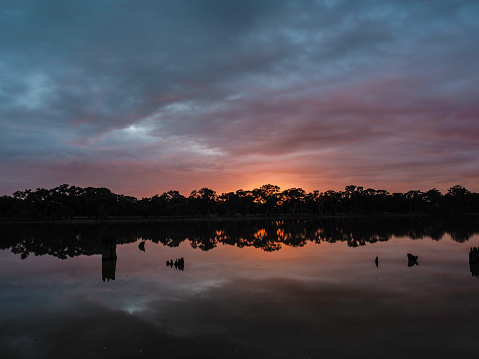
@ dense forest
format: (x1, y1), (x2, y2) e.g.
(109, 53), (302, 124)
(0, 183), (478, 221)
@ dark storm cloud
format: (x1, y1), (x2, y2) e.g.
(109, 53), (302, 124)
(0, 0), (478, 195)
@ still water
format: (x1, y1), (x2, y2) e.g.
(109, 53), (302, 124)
(1, 215), (479, 359)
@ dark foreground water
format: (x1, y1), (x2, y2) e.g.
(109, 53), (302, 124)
(1, 215), (479, 359)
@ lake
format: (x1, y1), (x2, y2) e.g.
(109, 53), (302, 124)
(1, 215), (479, 358)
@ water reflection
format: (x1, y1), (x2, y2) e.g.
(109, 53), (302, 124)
(166, 257), (184, 271)
(407, 252), (419, 267)
(469, 247), (479, 278)
(2, 215), (479, 358)
(0, 215), (477, 282)
(102, 240), (117, 282)
(1, 215), (478, 261)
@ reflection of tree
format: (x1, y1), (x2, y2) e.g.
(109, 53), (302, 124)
(190, 235), (217, 251)
(0, 223), (137, 259)
(1, 216), (478, 260)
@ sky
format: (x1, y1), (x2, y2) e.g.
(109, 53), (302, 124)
(1, 0), (478, 198)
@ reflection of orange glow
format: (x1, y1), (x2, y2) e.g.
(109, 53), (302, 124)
(253, 228), (267, 240)
(215, 230), (227, 240)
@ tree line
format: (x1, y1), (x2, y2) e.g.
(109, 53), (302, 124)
(0, 183), (478, 221)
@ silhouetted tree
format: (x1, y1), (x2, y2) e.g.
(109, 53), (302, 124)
(1, 183), (478, 220)
(281, 188), (306, 215)
(253, 184), (281, 216)
(189, 187), (217, 216)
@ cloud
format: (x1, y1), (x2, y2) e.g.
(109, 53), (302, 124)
(0, 0), (478, 196)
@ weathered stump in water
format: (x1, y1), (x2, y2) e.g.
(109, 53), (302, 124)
(407, 253), (418, 267)
(166, 257), (185, 271)
(102, 258), (117, 282)
(469, 247), (479, 278)
(469, 247), (479, 263)
(102, 240), (117, 281)
(102, 241), (117, 261)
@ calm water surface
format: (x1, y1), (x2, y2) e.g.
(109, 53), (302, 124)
(1, 216), (479, 358)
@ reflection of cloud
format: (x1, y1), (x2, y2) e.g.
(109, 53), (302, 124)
(1, 1), (478, 196)
(14, 276), (479, 358)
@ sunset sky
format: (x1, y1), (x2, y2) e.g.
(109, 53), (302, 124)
(1, 0), (478, 198)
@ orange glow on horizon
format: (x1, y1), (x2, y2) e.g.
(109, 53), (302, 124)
(65, 165), (478, 201)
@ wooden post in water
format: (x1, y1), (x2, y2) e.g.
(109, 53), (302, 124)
(102, 240), (117, 282)
(469, 247), (479, 278)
